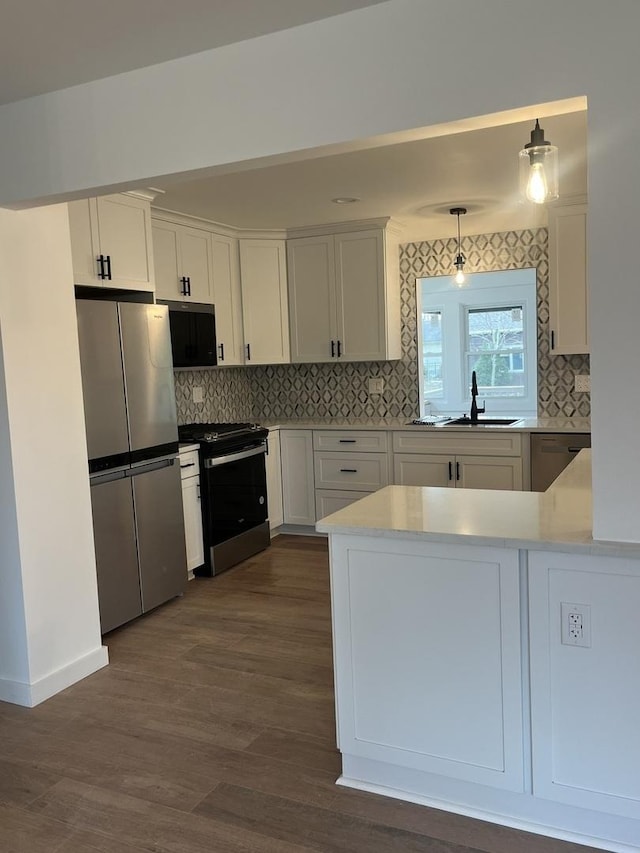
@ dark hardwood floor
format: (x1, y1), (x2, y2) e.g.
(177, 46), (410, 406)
(0, 535), (598, 853)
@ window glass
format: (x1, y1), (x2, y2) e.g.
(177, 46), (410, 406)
(421, 310), (443, 399)
(466, 306), (525, 398)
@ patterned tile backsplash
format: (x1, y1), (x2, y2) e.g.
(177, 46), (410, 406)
(174, 227), (590, 424)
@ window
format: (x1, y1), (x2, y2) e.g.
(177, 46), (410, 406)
(417, 269), (537, 416)
(466, 305), (525, 398)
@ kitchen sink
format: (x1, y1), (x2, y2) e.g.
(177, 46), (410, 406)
(443, 417), (521, 426)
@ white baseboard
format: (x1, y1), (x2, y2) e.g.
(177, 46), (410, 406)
(275, 524), (326, 537)
(0, 645), (109, 707)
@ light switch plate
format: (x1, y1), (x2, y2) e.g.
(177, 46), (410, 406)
(574, 374), (590, 393)
(368, 377), (384, 395)
(192, 385), (204, 404)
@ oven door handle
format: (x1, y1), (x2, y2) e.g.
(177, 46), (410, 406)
(204, 444), (265, 468)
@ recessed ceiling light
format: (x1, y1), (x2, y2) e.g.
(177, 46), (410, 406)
(331, 197), (360, 204)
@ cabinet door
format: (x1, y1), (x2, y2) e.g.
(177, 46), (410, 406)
(265, 430), (284, 530)
(316, 489), (372, 520)
(182, 475), (204, 573)
(280, 430), (315, 525)
(393, 453), (454, 487)
(239, 239), (290, 364)
(548, 202), (589, 354)
(95, 194), (155, 291)
(334, 229), (387, 361)
(152, 220), (182, 300)
(179, 227), (213, 303)
(456, 455), (523, 490)
(287, 235), (336, 363)
(69, 198), (102, 285)
(211, 233), (245, 365)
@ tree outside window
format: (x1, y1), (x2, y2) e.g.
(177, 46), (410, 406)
(466, 306), (525, 398)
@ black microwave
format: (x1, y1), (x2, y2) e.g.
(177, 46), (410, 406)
(158, 301), (217, 368)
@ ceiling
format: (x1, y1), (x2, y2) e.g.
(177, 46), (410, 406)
(2, 2), (587, 239)
(0, 0), (387, 105)
(153, 109), (588, 241)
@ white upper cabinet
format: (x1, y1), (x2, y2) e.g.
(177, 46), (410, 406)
(287, 235), (336, 362)
(152, 219), (212, 303)
(239, 239), (290, 365)
(287, 222), (402, 363)
(548, 199), (589, 355)
(69, 192), (155, 291)
(210, 233), (244, 366)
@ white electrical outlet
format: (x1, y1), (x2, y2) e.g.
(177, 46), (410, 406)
(368, 377), (384, 395)
(192, 385), (204, 404)
(574, 375), (591, 393)
(561, 602), (591, 647)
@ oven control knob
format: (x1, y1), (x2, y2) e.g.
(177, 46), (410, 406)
(259, 496), (265, 505)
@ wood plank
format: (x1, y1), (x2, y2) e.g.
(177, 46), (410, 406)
(0, 801), (73, 853)
(195, 782), (481, 853)
(28, 778), (316, 853)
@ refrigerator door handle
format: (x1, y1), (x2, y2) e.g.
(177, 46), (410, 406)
(127, 456), (176, 476)
(90, 468), (128, 485)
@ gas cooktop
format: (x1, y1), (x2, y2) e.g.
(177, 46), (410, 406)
(178, 422), (266, 444)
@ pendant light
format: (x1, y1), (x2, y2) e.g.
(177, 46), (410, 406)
(519, 119), (559, 204)
(450, 207), (467, 286)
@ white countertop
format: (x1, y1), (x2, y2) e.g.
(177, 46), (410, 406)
(316, 450), (640, 558)
(178, 442), (200, 453)
(262, 416), (590, 434)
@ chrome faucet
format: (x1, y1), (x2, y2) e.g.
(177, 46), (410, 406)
(470, 370), (485, 424)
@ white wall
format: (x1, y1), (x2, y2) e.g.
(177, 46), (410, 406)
(0, 0), (638, 539)
(0, 205), (107, 706)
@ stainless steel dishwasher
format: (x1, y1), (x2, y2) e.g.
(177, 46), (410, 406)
(530, 433), (591, 491)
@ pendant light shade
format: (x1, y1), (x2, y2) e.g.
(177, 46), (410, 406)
(519, 119), (559, 204)
(450, 207), (467, 286)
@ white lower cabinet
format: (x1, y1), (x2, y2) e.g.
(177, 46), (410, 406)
(316, 489), (371, 520)
(394, 452), (523, 490)
(265, 429), (284, 531)
(314, 430), (389, 520)
(392, 431), (524, 490)
(529, 550), (640, 819)
(280, 430), (316, 525)
(179, 447), (204, 577)
(330, 536), (525, 790)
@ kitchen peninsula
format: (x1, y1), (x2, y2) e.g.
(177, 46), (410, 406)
(317, 451), (640, 853)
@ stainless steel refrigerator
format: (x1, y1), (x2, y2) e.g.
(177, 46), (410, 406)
(76, 300), (186, 634)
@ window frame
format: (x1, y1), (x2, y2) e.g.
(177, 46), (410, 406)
(416, 268), (538, 417)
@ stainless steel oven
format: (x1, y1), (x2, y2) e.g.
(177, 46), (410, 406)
(178, 423), (270, 575)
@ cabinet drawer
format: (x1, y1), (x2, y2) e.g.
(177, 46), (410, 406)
(314, 451), (389, 491)
(316, 489), (373, 520)
(179, 449), (199, 479)
(393, 430), (522, 457)
(313, 430), (388, 453)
